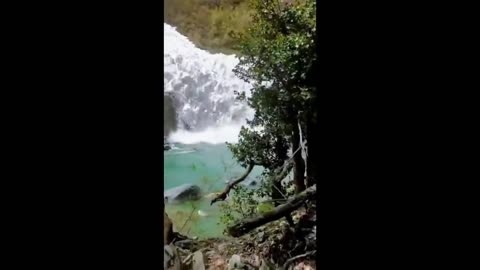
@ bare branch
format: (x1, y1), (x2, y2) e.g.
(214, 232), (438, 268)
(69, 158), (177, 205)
(273, 158), (294, 184)
(211, 146), (296, 204)
(210, 162), (256, 205)
(283, 250), (316, 269)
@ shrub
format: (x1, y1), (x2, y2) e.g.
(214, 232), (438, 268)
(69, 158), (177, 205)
(164, 0), (252, 54)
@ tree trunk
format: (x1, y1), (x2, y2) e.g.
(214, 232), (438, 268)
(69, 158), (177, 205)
(227, 185), (317, 237)
(292, 125), (306, 193)
(305, 109), (319, 187)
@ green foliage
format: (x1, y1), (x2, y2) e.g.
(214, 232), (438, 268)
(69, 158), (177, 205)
(169, 202), (201, 235)
(233, 0), (316, 122)
(218, 175), (293, 228)
(220, 0), (317, 229)
(229, 0), (317, 174)
(227, 126), (287, 170)
(219, 185), (257, 229)
(164, 0), (252, 54)
(256, 201), (275, 213)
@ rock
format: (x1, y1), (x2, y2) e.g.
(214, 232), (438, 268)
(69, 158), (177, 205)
(164, 136), (173, 151)
(164, 95), (177, 137)
(257, 231), (266, 242)
(174, 239), (194, 250)
(164, 245), (181, 270)
(217, 243), (227, 251)
(292, 262), (315, 270)
(209, 255), (227, 270)
(259, 259), (274, 270)
(164, 184), (202, 203)
(192, 251), (206, 270)
(228, 255), (243, 270)
(228, 254), (256, 270)
(251, 255), (261, 268)
(204, 192), (221, 200)
(164, 209), (174, 244)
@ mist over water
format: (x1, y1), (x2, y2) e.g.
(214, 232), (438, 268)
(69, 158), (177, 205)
(169, 124), (242, 144)
(163, 23), (252, 144)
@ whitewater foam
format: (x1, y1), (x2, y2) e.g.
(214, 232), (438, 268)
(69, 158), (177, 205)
(164, 23), (253, 144)
(168, 124), (243, 144)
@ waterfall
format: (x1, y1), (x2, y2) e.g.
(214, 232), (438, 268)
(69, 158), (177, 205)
(163, 23), (253, 144)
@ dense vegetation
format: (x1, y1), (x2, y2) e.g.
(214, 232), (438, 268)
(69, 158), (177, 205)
(164, 0), (252, 54)
(211, 0), (318, 237)
(164, 1), (317, 268)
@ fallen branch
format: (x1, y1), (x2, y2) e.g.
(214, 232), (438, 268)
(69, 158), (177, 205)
(227, 184), (316, 237)
(210, 162), (255, 205)
(210, 145), (300, 205)
(283, 250), (316, 269)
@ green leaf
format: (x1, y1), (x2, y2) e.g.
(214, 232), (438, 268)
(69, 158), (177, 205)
(256, 202), (275, 214)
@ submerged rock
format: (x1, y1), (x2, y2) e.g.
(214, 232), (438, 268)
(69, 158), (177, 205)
(164, 137), (172, 151)
(164, 184), (202, 203)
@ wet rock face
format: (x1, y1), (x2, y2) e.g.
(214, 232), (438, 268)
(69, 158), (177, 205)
(164, 94), (177, 137)
(164, 184), (202, 203)
(164, 244), (181, 270)
(164, 137), (172, 151)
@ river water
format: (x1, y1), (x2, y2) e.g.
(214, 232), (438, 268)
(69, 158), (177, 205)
(164, 143), (262, 238)
(163, 23), (258, 238)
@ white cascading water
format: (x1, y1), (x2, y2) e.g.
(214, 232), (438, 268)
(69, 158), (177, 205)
(164, 23), (253, 144)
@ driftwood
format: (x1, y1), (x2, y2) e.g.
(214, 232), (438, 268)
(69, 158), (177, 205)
(227, 184), (317, 237)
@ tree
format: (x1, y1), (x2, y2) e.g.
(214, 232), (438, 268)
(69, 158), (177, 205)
(213, 0), (317, 235)
(232, 0), (317, 187)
